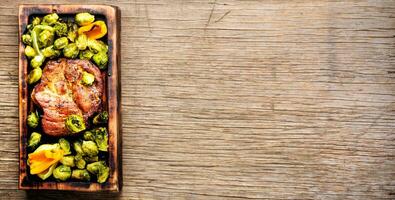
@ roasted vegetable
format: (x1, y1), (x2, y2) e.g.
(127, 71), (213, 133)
(84, 155), (98, 163)
(41, 13), (59, 26)
(86, 161), (104, 174)
(24, 12), (111, 183)
(28, 132), (41, 149)
(93, 111), (108, 125)
(83, 131), (95, 141)
(86, 161), (109, 183)
(75, 13), (95, 26)
(76, 34), (87, 50)
(67, 22), (78, 42)
(53, 22), (68, 37)
(31, 25), (54, 49)
(82, 71), (95, 86)
(54, 37), (68, 49)
(74, 154), (86, 169)
(73, 141), (84, 155)
(65, 114), (86, 133)
(22, 34), (32, 46)
(82, 141), (99, 157)
(78, 21), (107, 40)
(30, 55), (45, 69)
(92, 51), (108, 69)
(24, 46), (37, 58)
(60, 155), (75, 167)
(27, 111), (39, 128)
(87, 38), (107, 53)
(79, 49), (94, 60)
(28, 144), (64, 175)
(30, 25), (54, 68)
(92, 127), (108, 151)
(63, 43), (79, 58)
(37, 163), (57, 180)
(53, 165), (71, 181)
(38, 29), (55, 48)
(97, 165), (110, 183)
(59, 138), (71, 155)
(71, 169), (90, 181)
(26, 24), (33, 32)
(42, 45), (61, 59)
(32, 17), (41, 26)
(82, 127), (108, 151)
(27, 68), (42, 85)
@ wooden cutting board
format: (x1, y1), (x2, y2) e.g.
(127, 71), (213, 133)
(18, 4), (121, 192)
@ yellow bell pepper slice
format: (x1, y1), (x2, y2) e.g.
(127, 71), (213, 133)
(78, 21), (107, 40)
(28, 144), (64, 175)
(37, 162), (57, 180)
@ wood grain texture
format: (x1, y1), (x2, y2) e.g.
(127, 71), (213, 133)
(1, 0), (395, 199)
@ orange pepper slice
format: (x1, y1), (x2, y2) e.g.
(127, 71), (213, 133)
(78, 21), (107, 40)
(28, 149), (64, 174)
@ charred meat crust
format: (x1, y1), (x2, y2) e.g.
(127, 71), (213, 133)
(31, 58), (104, 137)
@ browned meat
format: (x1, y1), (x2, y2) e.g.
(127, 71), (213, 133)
(31, 58), (104, 137)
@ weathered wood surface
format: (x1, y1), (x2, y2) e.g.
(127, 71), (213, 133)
(0, 0), (395, 199)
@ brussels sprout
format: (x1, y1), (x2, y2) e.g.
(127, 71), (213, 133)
(83, 131), (95, 141)
(79, 49), (94, 60)
(67, 22), (78, 42)
(86, 161), (105, 174)
(93, 111), (108, 125)
(53, 22), (68, 37)
(67, 31), (77, 42)
(27, 68), (42, 85)
(27, 111), (39, 128)
(42, 45), (61, 59)
(26, 24), (33, 32)
(92, 51), (108, 69)
(63, 43), (79, 58)
(97, 165), (110, 183)
(76, 34), (87, 50)
(59, 138), (71, 155)
(65, 114), (86, 133)
(32, 17), (41, 26)
(30, 54), (45, 68)
(84, 155), (98, 163)
(24, 46), (37, 58)
(93, 127), (108, 152)
(71, 169), (90, 181)
(60, 155), (75, 167)
(53, 165), (71, 181)
(30, 25), (53, 66)
(87, 161), (109, 183)
(41, 13), (59, 25)
(74, 154), (86, 169)
(81, 71), (95, 86)
(82, 141), (98, 157)
(75, 13), (95, 26)
(28, 132), (41, 149)
(82, 127), (108, 151)
(73, 141), (84, 155)
(87, 38), (108, 53)
(53, 37), (68, 49)
(22, 34), (32, 46)
(38, 29), (54, 48)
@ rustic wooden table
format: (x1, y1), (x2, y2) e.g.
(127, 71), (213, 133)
(0, 0), (394, 199)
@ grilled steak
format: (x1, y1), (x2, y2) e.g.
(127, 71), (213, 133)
(31, 59), (104, 137)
